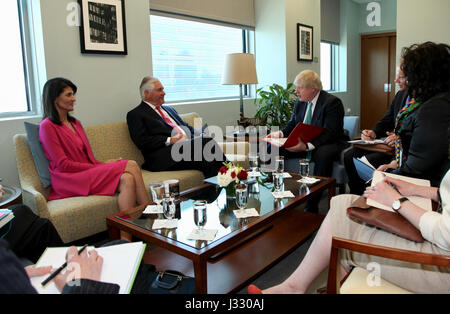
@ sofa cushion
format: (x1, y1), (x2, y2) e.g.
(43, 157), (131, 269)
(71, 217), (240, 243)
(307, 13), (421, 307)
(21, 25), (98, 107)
(24, 122), (51, 188)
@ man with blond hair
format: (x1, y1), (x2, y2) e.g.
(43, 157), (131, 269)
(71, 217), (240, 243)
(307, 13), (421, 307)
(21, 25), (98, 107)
(267, 70), (348, 212)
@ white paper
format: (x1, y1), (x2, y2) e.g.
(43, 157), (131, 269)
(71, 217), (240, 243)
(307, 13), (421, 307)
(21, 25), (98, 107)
(233, 208), (260, 218)
(143, 204), (163, 214)
(31, 242), (146, 294)
(272, 191), (295, 199)
(187, 229), (218, 241)
(367, 171), (432, 212)
(358, 156), (376, 169)
(248, 171), (262, 177)
(152, 219), (178, 229)
(297, 177), (321, 184)
(348, 139), (385, 145)
(282, 172), (292, 178)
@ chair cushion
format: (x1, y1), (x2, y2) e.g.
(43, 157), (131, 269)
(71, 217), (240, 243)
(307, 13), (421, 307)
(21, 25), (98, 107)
(340, 267), (412, 294)
(24, 122), (51, 188)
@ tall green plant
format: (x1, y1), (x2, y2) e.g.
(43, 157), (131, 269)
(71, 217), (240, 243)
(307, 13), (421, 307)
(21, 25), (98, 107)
(254, 83), (297, 129)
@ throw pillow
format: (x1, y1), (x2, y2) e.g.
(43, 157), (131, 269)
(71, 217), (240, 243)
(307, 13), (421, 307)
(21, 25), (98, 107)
(24, 122), (51, 188)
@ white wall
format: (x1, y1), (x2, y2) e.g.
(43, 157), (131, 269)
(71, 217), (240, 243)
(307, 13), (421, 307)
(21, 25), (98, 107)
(396, 0), (450, 62)
(0, 0), (153, 186)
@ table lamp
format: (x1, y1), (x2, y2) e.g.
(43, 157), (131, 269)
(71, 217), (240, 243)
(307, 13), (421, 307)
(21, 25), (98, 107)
(221, 53), (258, 123)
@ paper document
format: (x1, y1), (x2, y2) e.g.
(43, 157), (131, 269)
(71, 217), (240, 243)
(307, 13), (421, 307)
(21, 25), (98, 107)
(31, 241), (146, 294)
(348, 139), (385, 145)
(367, 171), (432, 212)
(272, 191), (295, 199)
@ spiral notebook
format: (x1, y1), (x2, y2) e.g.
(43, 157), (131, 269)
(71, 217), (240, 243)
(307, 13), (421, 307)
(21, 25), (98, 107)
(31, 241), (146, 294)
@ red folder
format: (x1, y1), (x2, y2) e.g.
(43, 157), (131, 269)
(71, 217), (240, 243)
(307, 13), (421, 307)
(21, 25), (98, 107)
(263, 123), (324, 148)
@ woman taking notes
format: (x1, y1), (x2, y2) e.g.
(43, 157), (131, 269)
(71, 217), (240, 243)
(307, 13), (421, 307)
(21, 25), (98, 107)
(39, 78), (150, 241)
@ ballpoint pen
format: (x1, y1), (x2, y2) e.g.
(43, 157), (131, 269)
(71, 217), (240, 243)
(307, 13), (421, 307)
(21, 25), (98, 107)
(41, 244), (88, 286)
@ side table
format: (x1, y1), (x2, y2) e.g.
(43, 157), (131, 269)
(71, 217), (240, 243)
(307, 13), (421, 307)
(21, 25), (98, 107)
(0, 185), (22, 209)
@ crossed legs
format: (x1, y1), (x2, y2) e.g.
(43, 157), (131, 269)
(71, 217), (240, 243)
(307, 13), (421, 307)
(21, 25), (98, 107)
(116, 160), (150, 240)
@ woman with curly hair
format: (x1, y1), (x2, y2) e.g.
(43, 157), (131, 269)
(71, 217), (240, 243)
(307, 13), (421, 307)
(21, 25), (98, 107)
(378, 42), (450, 186)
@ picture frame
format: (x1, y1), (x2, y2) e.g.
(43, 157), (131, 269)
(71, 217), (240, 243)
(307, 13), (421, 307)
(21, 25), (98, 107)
(297, 23), (313, 62)
(78, 0), (127, 55)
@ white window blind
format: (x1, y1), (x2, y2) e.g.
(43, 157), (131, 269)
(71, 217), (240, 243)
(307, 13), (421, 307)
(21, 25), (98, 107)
(151, 15), (251, 102)
(0, 0), (28, 114)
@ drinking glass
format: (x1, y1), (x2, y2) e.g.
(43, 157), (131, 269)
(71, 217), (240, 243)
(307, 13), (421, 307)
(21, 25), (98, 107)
(193, 200), (207, 230)
(150, 183), (165, 207)
(275, 156), (284, 173)
(235, 183), (248, 210)
(272, 172), (284, 192)
(162, 194), (176, 220)
(248, 154), (259, 173)
(299, 159), (310, 178)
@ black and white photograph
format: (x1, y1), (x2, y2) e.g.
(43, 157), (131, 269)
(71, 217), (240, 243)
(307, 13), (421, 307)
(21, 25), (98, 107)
(297, 23), (313, 62)
(79, 0), (127, 54)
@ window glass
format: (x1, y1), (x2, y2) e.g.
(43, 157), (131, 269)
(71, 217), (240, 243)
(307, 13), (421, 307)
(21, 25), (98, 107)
(150, 15), (251, 102)
(320, 42), (332, 91)
(0, 0), (28, 114)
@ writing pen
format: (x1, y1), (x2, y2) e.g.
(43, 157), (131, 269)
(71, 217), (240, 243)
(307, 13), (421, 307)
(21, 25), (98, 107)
(41, 244), (88, 286)
(381, 172), (400, 193)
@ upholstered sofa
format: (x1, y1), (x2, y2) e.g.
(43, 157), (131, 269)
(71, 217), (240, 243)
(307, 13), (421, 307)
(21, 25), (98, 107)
(14, 112), (249, 243)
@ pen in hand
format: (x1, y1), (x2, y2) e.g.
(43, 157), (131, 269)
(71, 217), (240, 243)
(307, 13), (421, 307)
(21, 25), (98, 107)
(41, 244), (88, 286)
(381, 173), (400, 194)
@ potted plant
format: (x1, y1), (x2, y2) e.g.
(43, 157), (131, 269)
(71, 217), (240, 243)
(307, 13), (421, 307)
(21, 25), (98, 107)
(254, 83), (297, 129)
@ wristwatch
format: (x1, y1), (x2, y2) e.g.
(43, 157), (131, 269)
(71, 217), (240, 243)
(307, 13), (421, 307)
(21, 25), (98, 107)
(392, 197), (408, 212)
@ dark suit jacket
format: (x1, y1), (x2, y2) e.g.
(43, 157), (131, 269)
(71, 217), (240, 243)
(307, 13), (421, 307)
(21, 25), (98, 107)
(127, 102), (196, 171)
(282, 90), (347, 147)
(372, 90), (408, 137)
(0, 240), (119, 294)
(394, 91), (450, 186)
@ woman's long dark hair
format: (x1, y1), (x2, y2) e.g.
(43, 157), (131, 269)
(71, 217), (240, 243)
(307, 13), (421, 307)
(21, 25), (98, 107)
(42, 77), (77, 124)
(401, 42), (450, 103)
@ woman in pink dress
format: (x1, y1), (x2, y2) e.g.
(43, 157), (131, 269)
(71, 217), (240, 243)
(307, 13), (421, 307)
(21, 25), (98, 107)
(39, 78), (150, 241)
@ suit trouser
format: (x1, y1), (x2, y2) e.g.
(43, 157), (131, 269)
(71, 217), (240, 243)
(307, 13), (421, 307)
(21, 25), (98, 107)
(0, 204), (63, 263)
(276, 141), (348, 212)
(343, 147), (393, 195)
(167, 136), (226, 179)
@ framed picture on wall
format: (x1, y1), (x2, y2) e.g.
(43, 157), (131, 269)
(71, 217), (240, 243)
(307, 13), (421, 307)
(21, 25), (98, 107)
(78, 0), (128, 55)
(297, 23), (313, 62)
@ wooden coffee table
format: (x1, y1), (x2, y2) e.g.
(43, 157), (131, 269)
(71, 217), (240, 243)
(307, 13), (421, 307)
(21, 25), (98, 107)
(107, 173), (335, 294)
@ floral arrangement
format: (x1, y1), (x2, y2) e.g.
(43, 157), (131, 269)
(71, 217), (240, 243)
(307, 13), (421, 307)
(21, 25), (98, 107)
(217, 162), (248, 197)
(218, 162), (248, 187)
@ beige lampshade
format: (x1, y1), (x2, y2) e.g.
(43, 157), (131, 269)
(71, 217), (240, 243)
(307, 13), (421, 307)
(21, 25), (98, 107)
(222, 53), (258, 85)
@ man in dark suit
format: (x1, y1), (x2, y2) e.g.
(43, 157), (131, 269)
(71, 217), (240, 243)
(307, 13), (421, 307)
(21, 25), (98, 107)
(267, 70), (348, 212)
(127, 77), (225, 178)
(344, 68), (408, 194)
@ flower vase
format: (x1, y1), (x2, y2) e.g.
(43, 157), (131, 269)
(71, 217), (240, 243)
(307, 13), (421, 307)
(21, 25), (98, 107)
(225, 182), (236, 199)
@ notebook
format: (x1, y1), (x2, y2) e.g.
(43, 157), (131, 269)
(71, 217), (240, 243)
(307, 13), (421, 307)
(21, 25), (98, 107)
(31, 241), (146, 294)
(353, 156), (376, 182)
(367, 171), (432, 212)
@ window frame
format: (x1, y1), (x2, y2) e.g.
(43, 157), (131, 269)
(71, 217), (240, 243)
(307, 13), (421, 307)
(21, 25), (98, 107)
(0, 0), (43, 120)
(320, 41), (339, 92)
(149, 12), (255, 104)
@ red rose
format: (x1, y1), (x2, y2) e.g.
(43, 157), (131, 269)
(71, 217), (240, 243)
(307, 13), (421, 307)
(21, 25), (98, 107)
(219, 166), (228, 174)
(237, 169), (248, 181)
(231, 171), (236, 179)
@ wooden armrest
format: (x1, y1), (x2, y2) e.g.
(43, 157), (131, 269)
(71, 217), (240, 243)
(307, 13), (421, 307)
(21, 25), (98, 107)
(326, 237), (450, 294)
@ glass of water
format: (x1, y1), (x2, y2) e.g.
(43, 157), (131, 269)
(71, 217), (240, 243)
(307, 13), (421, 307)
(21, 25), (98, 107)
(193, 200), (207, 230)
(162, 194), (176, 220)
(150, 183), (165, 207)
(248, 154), (259, 173)
(275, 156), (284, 173)
(235, 183), (248, 210)
(272, 172), (284, 192)
(299, 159), (310, 178)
